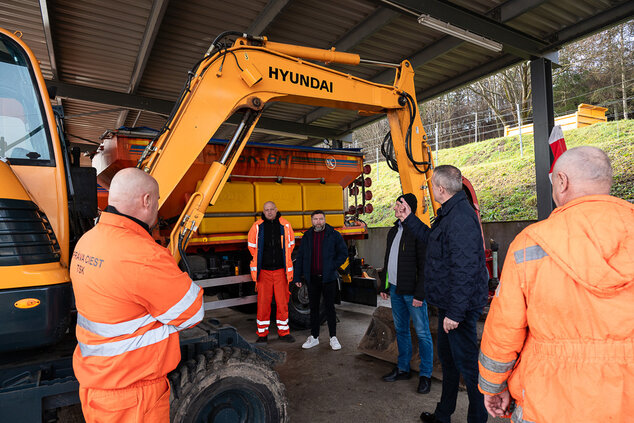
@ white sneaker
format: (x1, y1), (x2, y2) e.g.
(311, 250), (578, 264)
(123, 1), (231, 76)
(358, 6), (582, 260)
(330, 336), (342, 350)
(302, 335), (319, 349)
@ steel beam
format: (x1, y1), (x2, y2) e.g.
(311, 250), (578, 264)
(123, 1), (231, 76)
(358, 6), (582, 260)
(116, 0), (170, 128)
(47, 80), (174, 115)
(381, 0), (548, 58)
(247, 0), (291, 36)
(303, 0), (548, 124)
(38, 0), (58, 80)
(530, 58), (555, 220)
(550, 1), (634, 49)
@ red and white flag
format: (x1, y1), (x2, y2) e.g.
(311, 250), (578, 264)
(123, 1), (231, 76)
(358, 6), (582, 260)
(548, 125), (567, 182)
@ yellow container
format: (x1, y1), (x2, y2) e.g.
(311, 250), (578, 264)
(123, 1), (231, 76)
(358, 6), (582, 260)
(254, 182), (303, 229)
(199, 181), (255, 234)
(301, 183), (344, 228)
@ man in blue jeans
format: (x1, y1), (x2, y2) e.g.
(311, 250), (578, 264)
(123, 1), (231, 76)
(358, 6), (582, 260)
(399, 166), (488, 423)
(379, 193), (433, 394)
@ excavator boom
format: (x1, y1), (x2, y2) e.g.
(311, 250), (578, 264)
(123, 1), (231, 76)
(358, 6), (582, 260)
(131, 36), (436, 261)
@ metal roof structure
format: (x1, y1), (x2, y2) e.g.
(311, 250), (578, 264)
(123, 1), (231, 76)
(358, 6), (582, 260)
(1, 0), (632, 149)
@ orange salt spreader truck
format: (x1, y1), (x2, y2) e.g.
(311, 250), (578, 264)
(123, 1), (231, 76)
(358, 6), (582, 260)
(0, 28), (447, 422)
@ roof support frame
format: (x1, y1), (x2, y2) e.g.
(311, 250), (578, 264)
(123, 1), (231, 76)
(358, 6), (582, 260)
(115, 0), (170, 128)
(38, 0), (58, 80)
(380, 0), (548, 58)
(247, 0), (291, 36)
(531, 57), (555, 221)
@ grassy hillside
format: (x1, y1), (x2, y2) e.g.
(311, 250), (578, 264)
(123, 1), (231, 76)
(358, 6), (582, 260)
(359, 120), (634, 227)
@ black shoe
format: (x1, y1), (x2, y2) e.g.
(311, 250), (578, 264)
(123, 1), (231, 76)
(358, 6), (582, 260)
(419, 412), (440, 423)
(382, 367), (411, 382)
(417, 376), (431, 394)
(278, 334), (295, 343)
(255, 336), (268, 344)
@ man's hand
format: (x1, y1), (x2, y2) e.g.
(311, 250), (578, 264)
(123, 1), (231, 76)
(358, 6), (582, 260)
(443, 317), (459, 333)
(397, 198), (411, 221)
(295, 282), (302, 288)
(412, 299), (423, 307)
(380, 292), (389, 300)
(484, 391), (511, 418)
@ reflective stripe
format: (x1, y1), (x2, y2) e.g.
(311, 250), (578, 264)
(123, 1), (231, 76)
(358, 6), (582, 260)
(257, 327), (267, 333)
(78, 325), (176, 357)
(250, 267), (257, 271)
(156, 282), (201, 324)
(514, 245), (548, 264)
(256, 320), (270, 325)
(478, 374), (507, 394)
(173, 303), (204, 331)
(288, 240), (295, 246)
(248, 242), (257, 248)
(479, 351), (516, 373)
(287, 267), (293, 272)
(511, 404), (535, 423)
(277, 325), (289, 330)
(77, 313), (155, 338)
(276, 319), (288, 324)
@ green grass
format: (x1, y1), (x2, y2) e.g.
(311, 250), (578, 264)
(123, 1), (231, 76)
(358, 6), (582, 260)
(359, 120), (634, 227)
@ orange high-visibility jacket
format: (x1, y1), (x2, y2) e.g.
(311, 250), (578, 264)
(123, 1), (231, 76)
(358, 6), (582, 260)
(71, 212), (204, 389)
(479, 195), (634, 422)
(247, 216), (295, 283)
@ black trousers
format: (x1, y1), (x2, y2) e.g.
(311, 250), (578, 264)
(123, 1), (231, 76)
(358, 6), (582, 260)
(434, 308), (488, 423)
(308, 275), (337, 338)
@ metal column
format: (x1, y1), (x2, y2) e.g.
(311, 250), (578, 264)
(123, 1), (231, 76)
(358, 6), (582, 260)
(530, 58), (555, 220)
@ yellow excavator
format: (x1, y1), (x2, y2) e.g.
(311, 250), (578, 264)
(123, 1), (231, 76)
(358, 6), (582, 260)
(0, 28), (438, 422)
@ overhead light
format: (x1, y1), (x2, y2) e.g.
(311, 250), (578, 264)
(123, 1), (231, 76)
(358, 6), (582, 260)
(417, 14), (503, 53)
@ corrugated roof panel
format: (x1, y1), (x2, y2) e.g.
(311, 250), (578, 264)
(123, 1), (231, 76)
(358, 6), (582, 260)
(52, 0), (151, 91)
(0, 0), (52, 78)
(137, 0), (268, 100)
(62, 98), (121, 146)
(266, 0), (376, 48)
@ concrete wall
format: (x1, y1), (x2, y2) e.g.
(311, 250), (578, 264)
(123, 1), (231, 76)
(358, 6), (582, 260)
(357, 220), (536, 272)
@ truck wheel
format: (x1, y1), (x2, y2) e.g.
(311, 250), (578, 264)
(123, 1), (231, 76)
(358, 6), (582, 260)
(169, 347), (287, 423)
(288, 282), (325, 329)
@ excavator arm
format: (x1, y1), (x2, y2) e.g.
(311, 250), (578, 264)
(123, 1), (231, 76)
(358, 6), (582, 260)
(135, 34), (437, 263)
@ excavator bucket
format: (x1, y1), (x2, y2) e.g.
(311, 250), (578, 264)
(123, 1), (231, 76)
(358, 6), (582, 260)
(358, 306), (440, 375)
(357, 306), (419, 368)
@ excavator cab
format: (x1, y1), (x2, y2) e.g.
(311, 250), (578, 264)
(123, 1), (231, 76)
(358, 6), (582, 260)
(0, 29), (72, 352)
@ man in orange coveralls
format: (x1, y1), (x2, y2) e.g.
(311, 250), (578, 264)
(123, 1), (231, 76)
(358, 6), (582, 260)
(248, 201), (296, 343)
(71, 168), (204, 423)
(478, 146), (634, 422)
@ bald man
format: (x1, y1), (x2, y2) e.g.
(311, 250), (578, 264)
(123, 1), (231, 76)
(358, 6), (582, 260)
(71, 167), (204, 423)
(247, 201), (296, 343)
(478, 146), (634, 422)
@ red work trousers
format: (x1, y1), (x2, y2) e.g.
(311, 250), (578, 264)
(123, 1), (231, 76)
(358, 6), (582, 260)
(79, 377), (170, 423)
(256, 268), (290, 337)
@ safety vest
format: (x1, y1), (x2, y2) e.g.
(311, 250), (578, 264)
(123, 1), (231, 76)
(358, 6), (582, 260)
(478, 195), (634, 423)
(247, 216), (295, 282)
(70, 212), (204, 389)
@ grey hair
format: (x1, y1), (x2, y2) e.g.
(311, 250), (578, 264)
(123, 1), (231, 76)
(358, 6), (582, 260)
(433, 165), (463, 194)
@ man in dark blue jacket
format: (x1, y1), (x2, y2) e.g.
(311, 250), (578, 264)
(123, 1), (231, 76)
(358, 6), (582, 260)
(294, 210), (348, 350)
(398, 165), (488, 423)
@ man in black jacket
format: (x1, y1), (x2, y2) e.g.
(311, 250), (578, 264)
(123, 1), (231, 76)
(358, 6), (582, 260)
(379, 193), (433, 395)
(294, 210), (348, 351)
(399, 165), (488, 423)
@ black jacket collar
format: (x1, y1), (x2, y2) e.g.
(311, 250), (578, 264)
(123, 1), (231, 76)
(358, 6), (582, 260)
(437, 190), (467, 217)
(104, 205), (151, 233)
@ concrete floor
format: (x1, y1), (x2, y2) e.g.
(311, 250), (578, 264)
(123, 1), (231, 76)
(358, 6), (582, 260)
(211, 300), (505, 423)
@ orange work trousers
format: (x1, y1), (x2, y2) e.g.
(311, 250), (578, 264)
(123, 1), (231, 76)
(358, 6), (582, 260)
(79, 377), (170, 423)
(256, 268), (290, 337)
